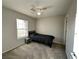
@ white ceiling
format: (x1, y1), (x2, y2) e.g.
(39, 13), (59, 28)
(2, 0), (72, 18)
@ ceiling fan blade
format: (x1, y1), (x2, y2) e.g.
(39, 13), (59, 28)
(42, 5), (53, 10)
(31, 8), (36, 12)
(42, 7), (47, 10)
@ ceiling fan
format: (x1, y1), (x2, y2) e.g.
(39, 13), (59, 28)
(30, 5), (52, 15)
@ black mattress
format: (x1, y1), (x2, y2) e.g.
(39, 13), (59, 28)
(29, 31), (55, 47)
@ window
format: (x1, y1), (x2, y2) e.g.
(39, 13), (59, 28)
(16, 19), (28, 39)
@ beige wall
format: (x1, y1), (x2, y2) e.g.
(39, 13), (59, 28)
(36, 16), (64, 44)
(2, 7), (36, 53)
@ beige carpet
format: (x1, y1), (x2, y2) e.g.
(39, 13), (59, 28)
(3, 42), (67, 59)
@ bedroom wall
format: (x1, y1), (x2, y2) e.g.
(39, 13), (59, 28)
(2, 7), (36, 53)
(36, 16), (64, 44)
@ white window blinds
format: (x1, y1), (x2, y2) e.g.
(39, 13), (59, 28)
(16, 19), (28, 39)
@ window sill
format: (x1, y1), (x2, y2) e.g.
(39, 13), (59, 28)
(17, 37), (27, 40)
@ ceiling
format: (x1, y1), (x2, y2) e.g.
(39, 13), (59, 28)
(2, 0), (72, 18)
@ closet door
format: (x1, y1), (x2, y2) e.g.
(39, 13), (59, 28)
(65, 0), (76, 58)
(73, 0), (79, 58)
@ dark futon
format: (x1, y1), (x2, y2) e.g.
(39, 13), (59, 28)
(29, 31), (55, 47)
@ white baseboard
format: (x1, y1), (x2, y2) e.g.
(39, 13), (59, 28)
(53, 41), (65, 45)
(2, 43), (25, 54)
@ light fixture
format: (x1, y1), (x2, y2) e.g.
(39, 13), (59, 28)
(37, 12), (41, 15)
(31, 2), (52, 16)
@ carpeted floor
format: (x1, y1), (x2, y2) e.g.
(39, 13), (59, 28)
(3, 42), (67, 59)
